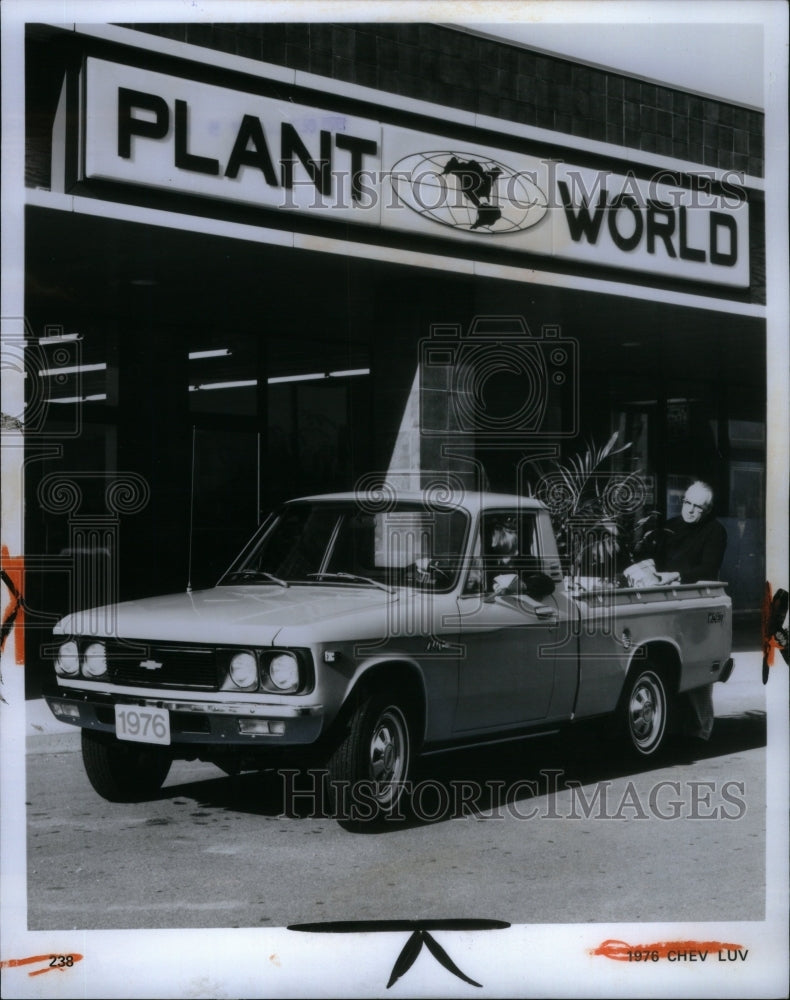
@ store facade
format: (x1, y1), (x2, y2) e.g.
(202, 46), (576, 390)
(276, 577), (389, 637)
(19, 21), (766, 684)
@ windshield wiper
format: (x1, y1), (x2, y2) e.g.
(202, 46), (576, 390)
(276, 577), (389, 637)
(307, 571), (394, 593)
(224, 570), (290, 588)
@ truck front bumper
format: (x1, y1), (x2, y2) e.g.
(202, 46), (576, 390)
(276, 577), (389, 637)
(45, 687), (325, 748)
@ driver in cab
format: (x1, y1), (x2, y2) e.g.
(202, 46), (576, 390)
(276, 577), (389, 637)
(486, 514), (520, 595)
(464, 512), (556, 606)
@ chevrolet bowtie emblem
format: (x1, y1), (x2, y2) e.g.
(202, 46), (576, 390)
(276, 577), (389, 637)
(139, 658), (163, 670)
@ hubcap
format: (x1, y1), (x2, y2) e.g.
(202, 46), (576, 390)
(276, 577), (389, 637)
(368, 707), (408, 804)
(629, 673), (664, 750)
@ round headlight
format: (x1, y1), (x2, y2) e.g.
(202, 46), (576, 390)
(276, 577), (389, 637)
(229, 651), (258, 690)
(268, 652), (299, 692)
(55, 640), (80, 676)
(83, 642), (107, 678)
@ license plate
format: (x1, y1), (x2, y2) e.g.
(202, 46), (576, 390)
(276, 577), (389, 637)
(115, 705), (171, 745)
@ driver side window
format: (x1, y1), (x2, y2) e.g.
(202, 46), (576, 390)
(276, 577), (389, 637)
(464, 511), (540, 594)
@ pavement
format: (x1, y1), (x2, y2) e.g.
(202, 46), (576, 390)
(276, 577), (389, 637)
(24, 649), (770, 752)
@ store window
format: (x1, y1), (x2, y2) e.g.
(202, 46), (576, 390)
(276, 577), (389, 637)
(183, 323), (370, 567)
(720, 412), (765, 613)
(24, 325), (118, 636)
(188, 331), (258, 417)
(610, 374), (765, 614)
(268, 380), (353, 500)
(187, 427), (260, 588)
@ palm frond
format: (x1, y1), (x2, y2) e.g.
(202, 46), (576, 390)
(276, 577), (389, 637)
(532, 432), (647, 580)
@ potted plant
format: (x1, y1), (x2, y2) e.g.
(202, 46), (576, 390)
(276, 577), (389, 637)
(530, 431), (659, 588)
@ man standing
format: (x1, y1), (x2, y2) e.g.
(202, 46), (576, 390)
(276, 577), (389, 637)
(655, 480), (728, 741)
(657, 480), (728, 585)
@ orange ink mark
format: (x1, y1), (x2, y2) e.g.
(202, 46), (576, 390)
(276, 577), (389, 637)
(591, 939), (743, 961)
(762, 582), (775, 667)
(1, 546), (26, 664)
(762, 582), (788, 682)
(269, 953), (281, 967)
(0, 953), (84, 977)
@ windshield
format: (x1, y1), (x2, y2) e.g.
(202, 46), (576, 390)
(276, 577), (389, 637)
(220, 501), (469, 591)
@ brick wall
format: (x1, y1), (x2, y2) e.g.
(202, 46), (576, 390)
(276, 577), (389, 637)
(126, 22), (764, 177)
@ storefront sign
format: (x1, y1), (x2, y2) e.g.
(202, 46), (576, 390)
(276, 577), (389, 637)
(380, 127), (749, 287)
(78, 58), (750, 288)
(83, 59), (381, 224)
(551, 162), (746, 284)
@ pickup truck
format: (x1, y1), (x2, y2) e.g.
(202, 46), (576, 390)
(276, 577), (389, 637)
(45, 491), (734, 819)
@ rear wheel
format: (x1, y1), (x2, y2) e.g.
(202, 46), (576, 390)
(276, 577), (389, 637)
(619, 664), (670, 758)
(327, 692), (413, 821)
(81, 730), (172, 802)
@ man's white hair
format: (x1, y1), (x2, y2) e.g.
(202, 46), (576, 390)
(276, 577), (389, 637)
(686, 480), (714, 510)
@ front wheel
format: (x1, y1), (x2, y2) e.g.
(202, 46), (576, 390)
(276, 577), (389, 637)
(327, 692), (413, 821)
(81, 730), (172, 802)
(619, 665), (670, 758)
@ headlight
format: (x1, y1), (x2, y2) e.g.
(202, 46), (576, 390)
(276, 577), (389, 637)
(55, 640), (80, 676)
(265, 652), (300, 693)
(229, 651), (258, 691)
(82, 642), (108, 678)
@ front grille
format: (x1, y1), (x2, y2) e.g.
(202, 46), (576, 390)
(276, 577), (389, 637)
(106, 641), (219, 690)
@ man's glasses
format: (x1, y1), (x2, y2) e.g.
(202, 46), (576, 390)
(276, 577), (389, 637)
(682, 498), (706, 513)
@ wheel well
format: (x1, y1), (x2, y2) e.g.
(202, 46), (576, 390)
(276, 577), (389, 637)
(629, 642), (681, 695)
(342, 661), (427, 749)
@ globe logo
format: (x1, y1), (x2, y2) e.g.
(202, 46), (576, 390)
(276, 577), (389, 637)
(389, 151), (548, 234)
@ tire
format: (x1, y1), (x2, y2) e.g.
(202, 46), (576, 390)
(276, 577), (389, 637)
(619, 663), (670, 758)
(81, 729), (172, 802)
(326, 692), (413, 821)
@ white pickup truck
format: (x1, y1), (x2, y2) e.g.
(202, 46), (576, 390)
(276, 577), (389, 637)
(45, 491), (734, 818)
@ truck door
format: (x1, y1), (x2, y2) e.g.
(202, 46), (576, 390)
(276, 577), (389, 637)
(452, 510), (559, 732)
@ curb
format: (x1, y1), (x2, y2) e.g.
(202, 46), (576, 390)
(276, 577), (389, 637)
(26, 696), (81, 753)
(27, 696), (76, 737)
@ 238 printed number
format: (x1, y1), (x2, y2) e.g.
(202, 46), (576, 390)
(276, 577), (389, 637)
(49, 956), (75, 968)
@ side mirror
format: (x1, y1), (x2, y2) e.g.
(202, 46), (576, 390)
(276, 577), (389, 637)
(524, 573), (555, 601)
